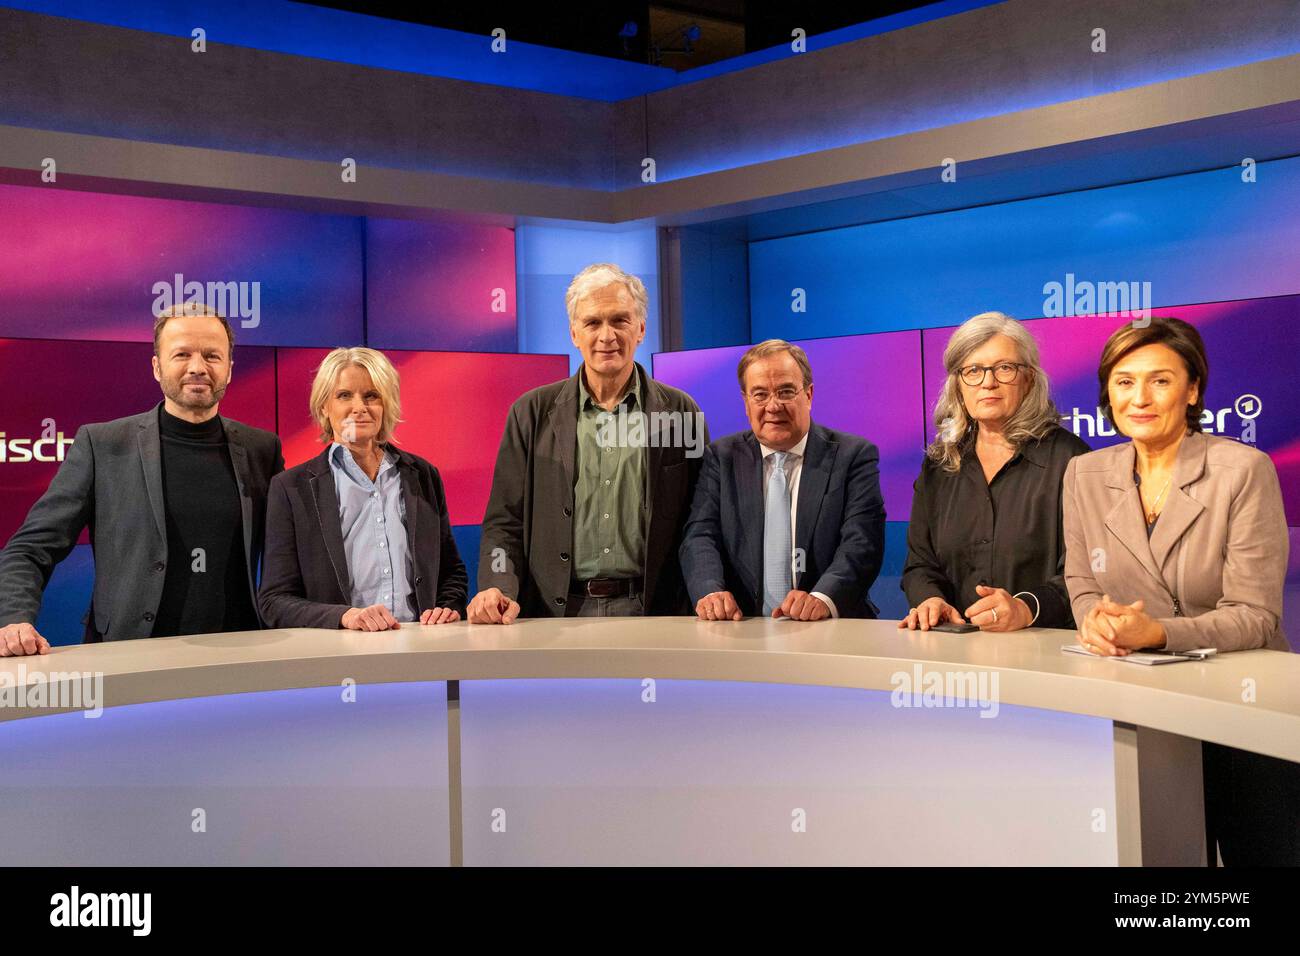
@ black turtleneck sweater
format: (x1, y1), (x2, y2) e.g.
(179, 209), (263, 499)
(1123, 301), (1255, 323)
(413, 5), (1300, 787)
(152, 406), (259, 637)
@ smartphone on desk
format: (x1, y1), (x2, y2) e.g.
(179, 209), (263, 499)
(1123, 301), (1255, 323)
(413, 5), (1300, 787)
(931, 622), (979, 634)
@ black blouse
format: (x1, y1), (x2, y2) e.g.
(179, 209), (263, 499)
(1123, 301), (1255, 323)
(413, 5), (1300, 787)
(902, 425), (1091, 628)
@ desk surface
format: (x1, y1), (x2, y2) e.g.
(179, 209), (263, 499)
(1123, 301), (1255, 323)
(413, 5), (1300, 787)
(2, 618), (1298, 761)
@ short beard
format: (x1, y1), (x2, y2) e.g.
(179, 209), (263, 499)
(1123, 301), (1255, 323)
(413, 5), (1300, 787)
(163, 374), (228, 411)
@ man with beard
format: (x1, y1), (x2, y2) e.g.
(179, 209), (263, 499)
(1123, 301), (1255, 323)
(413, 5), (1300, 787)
(0, 304), (284, 655)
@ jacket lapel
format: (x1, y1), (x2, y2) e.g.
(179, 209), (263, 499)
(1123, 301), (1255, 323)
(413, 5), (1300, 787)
(640, 366), (666, 599)
(223, 420), (255, 571)
(738, 433), (764, 600)
(1101, 442), (1164, 587)
(1149, 431), (1208, 571)
(642, 365), (664, 507)
(394, 450), (434, 605)
(793, 425), (834, 590)
(306, 448), (352, 600)
(549, 369), (579, 494)
(136, 406), (167, 545)
(395, 451), (421, 553)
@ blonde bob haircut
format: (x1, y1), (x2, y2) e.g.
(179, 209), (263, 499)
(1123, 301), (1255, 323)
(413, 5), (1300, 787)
(309, 347), (403, 445)
(926, 312), (1061, 473)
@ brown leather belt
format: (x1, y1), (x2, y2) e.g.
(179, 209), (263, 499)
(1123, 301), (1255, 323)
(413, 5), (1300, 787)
(569, 577), (640, 598)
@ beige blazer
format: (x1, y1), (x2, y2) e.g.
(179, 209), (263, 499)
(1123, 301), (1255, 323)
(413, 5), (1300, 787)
(1063, 431), (1290, 653)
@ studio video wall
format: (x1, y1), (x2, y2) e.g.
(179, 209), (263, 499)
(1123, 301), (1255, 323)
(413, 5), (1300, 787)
(4, 177), (1298, 647)
(655, 294), (1300, 647)
(0, 183), (565, 643)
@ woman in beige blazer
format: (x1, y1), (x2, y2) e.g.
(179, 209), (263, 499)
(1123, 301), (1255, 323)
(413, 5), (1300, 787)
(1063, 315), (1295, 866)
(1063, 318), (1288, 655)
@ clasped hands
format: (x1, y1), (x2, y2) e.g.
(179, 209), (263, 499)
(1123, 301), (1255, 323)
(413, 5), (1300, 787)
(1076, 593), (1166, 656)
(695, 589), (829, 622)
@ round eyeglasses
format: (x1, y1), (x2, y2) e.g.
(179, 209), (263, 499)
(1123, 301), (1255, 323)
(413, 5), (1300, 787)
(958, 362), (1025, 386)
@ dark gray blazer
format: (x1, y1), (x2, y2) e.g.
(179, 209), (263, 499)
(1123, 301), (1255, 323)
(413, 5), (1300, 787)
(679, 423), (887, 618)
(258, 445), (468, 629)
(477, 362), (707, 617)
(0, 403), (284, 642)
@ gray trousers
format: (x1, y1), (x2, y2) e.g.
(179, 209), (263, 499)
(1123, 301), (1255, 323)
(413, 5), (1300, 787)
(564, 591), (645, 617)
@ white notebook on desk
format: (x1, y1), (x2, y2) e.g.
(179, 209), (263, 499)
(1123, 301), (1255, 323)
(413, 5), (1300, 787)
(1061, 644), (1217, 665)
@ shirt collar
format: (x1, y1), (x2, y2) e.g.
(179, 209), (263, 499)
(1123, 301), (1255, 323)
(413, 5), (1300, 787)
(759, 432), (809, 460)
(959, 430), (1050, 469)
(578, 363), (640, 411)
(329, 442), (396, 474)
(1018, 437), (1049, 468)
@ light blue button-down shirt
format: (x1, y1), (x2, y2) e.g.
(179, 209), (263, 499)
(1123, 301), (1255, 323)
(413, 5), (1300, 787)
(328, 443), (416, 621)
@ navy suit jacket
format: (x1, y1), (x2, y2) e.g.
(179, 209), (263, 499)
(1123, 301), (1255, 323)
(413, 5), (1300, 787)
(679, 422), (886, 618)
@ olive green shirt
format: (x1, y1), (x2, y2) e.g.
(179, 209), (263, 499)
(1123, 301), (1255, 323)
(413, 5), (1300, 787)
(573, 364), (647, 580)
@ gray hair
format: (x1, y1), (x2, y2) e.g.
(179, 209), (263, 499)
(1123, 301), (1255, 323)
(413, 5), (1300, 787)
(564, 263), (648, 326)
(737, 339), (813, 390)
(926, 311), (1061, 473)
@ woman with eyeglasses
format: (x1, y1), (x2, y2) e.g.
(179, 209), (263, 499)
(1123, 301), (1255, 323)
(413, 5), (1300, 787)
(899, 312), (1090, 632)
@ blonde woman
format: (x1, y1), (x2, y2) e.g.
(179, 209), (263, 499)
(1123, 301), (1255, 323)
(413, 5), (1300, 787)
(259, 347), (467, 630)
(900, 312), (1089, 631)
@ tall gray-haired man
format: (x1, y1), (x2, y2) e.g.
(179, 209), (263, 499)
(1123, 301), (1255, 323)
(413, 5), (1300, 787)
(470, 263), (707, 622)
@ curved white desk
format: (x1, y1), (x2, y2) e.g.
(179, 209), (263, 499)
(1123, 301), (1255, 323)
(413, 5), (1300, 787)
(2, 618), (1296, 866)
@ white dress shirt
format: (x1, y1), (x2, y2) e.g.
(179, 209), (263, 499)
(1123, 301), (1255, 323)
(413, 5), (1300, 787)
(758, 433), (838, 618)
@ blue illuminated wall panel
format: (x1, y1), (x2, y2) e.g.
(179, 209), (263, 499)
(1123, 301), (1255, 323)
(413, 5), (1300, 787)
(677, 227), (750, 350)
(30, 544), (94, 645)
(516, 221), (661, 375)
(749, 158), (1300, 341)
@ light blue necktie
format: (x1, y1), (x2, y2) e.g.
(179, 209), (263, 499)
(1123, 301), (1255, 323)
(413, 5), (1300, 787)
(762, 451), (793, 615)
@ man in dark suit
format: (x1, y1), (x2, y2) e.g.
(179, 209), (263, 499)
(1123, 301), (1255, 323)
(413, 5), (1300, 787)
(0, 304), (283, 655)
(680, 340), (886, 621)
(470, 263), (707, 622)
